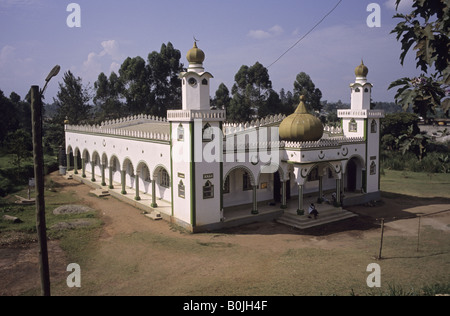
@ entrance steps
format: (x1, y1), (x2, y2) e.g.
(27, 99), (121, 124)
(276, 206), (358, 230)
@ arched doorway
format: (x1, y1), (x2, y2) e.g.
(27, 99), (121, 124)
(345, 156), (364, 193)
(347, 159), (357, 192)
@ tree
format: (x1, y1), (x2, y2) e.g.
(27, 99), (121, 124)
(230, 62), (272, 121)
(94, 71), (124, 121)
(388, 0), (449, 118)
(6, 129), (32, 171)
(147, 42), (184, 116)
(293, 72), (322, 112)
(119, 56), (150, 115)
(0, 90), (19, 146)
(117, 42), (184, 117)
(381, 112), (420, 150)
(53, 71), (92, 125)
(212, 83), (231, 110)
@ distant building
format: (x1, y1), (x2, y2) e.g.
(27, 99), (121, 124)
(65, 44), (384, 232)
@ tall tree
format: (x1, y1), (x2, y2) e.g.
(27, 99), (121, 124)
(119, 56), (150, 115)
(94, 71), (124, 121)
(388, 0), (449, 118)
(147, 42), (184, 116)
(53, 71), (92, 125)
(230, 62), (272, 121)
(293, 72), (323, 112)
(212, 83), (231, 110)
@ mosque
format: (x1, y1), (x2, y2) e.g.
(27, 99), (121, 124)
(64, 43), (385, 232)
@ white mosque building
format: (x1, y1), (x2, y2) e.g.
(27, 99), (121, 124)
(64, 43), (384, 232)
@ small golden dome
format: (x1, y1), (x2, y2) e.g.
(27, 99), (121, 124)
(279, 96), (324, 142)
(355, 60), (369, 77)
(186, 42), (205, 64)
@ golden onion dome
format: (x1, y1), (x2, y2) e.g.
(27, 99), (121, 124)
(186, 42), (205, 64)
(355, 60), (369, 77)
(279, 96), (324, 142)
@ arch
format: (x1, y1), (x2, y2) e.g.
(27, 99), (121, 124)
(136, 160), (151, 194)
(152, 164), (170, 180)
(256, 165), (286, 185)
(223, 165), (256, 188)
(66, 145), (73, 155)
(345, 155), (365, 193)
(74, 147), (81, 157)
(101, 153), (108, 166)
(109, 155), (121, 170)
(82, 149), (90, 160)
(122, 158), (135, 177)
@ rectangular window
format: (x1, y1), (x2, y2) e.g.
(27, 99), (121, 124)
(223, 176), (230, 194)
(160, 169), (170, 188)
(243, 172), (252, 191)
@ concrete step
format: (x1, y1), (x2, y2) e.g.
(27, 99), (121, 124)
(90, 189), (110, 197)
(276, 208), (358, 230)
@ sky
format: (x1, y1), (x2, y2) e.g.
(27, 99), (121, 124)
(0, 0), (421, 105)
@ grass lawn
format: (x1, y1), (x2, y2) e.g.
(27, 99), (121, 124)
(381, 170), (450, 198)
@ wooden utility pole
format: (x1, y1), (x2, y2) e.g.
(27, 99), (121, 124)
(31, 85), (51, 296)
(377, 218), (385, 260)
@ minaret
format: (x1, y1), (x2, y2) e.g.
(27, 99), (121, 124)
(180, 42), (213, 111)
(338, 61), (384, 196)
(167, 42), (226, 232)
(350, 60), (373, 110)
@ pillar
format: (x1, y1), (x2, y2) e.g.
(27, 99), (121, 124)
(134, 173), (141, 201)
(151, 178), (158, 208)
(336, 179), (341, 206)
(297, 184), (304, 215)
(109, 167), (114, 189)
(281, 180), (287, 209)
(74, 155), (78, 174)
(101, 165), (106, 186)
(318, 175), (323, 202)
(251, 185), (258, 215)
(91, 163), (96, 182)
(66, 154), (70, 171)
(121, 170), (127, 195)
(81, 158), (86, 178)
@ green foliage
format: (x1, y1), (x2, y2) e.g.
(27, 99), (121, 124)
(389, 0), (450, 117)
(116, 42), (183, 118)
(229, 62), (273, 122)
(293, 72), (323, 112)
(53, 71), (92, 125)
(381, 112), (420, 150)
(212, 83), (231, 110)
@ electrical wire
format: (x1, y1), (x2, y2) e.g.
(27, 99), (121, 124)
(267, 0), (343, 68)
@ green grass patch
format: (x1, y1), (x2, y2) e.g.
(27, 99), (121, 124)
(381, 170), (450, 198)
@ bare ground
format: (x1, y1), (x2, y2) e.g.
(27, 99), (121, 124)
(1, 172), (449, 296)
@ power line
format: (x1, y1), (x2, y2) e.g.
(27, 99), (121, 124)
(268, 0), (343, 68)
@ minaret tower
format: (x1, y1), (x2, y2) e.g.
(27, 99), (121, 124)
(167, 42), (226, 232)
(338, 61), (384, 196)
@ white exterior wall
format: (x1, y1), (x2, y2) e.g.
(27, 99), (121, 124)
(171, 122), (193, 225)
(65, 131), (172, 206)
(366, 119), (381, 193)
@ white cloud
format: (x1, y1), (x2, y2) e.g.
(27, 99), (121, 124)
(248, 25), (284, 40)
(80, 40), (122, 83)
(100, 40), (121, 61)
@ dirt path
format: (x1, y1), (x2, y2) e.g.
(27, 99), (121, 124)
(2, 172), (449, 296)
